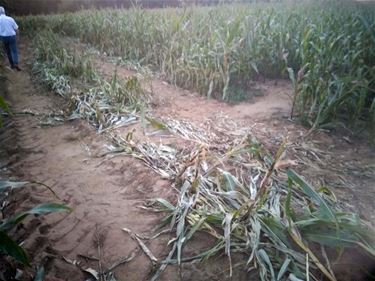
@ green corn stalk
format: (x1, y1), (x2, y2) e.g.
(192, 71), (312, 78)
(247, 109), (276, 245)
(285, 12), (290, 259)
(19, 1), (375, 136)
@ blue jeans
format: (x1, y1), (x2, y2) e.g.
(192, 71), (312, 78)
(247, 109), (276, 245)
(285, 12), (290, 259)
(1, 36), (18, 66)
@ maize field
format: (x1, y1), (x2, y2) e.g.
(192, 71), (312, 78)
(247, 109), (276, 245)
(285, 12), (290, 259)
(19, 0), (375, 135)
(1, 1), (374, 281)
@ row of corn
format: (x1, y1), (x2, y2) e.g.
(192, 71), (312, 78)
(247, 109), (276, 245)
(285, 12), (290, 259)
(19, 0), (375, 135)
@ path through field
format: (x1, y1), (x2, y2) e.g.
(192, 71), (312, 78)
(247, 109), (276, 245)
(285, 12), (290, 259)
(1, 38), (374, 281)
(98, 61), (292, 124)
(1, 39), (286, 281)
(1, 45), (180, 281)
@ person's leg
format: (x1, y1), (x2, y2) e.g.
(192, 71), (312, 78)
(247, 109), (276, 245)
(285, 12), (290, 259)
(9, 36), (19, 68)
(2, 37), (14, 67)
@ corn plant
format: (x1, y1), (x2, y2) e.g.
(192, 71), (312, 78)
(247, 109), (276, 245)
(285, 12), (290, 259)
(289, 3), (375, 133)
(30, 31), (147, 132)
(0, 180), (71, 266)
(31, 30), (97, 96)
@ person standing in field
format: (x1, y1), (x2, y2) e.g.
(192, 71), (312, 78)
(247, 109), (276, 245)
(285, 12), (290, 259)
(0, 7), (21, 71)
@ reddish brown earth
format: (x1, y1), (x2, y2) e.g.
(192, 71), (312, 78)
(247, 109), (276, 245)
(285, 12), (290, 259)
(98, 61), (292, 124)
(0, 39), (374, 281)
(0, 65), (170, 281)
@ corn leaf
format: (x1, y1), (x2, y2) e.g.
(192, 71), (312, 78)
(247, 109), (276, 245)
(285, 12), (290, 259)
(0, 231), (30, 266)
(0, 180), (29, 193)
(287, 169), (336, 221)
(0, 203), (72, 231)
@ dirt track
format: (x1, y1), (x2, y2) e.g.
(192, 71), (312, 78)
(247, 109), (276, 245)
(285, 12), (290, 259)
(1, 61), (176, 281)
(1, 40), (267, 281)
(1, 39), (374, 280)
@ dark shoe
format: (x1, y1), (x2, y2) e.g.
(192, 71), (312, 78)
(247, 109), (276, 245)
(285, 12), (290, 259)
(13, 65), (21, 71)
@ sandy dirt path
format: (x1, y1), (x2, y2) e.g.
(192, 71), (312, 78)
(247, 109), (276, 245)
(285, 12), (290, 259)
(98, 60), (293, 124)
(0, 46), (177, 280)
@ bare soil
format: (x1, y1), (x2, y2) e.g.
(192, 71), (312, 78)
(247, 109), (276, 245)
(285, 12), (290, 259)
(98, 60), (292, 124)
(0, 39), (374, 281)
